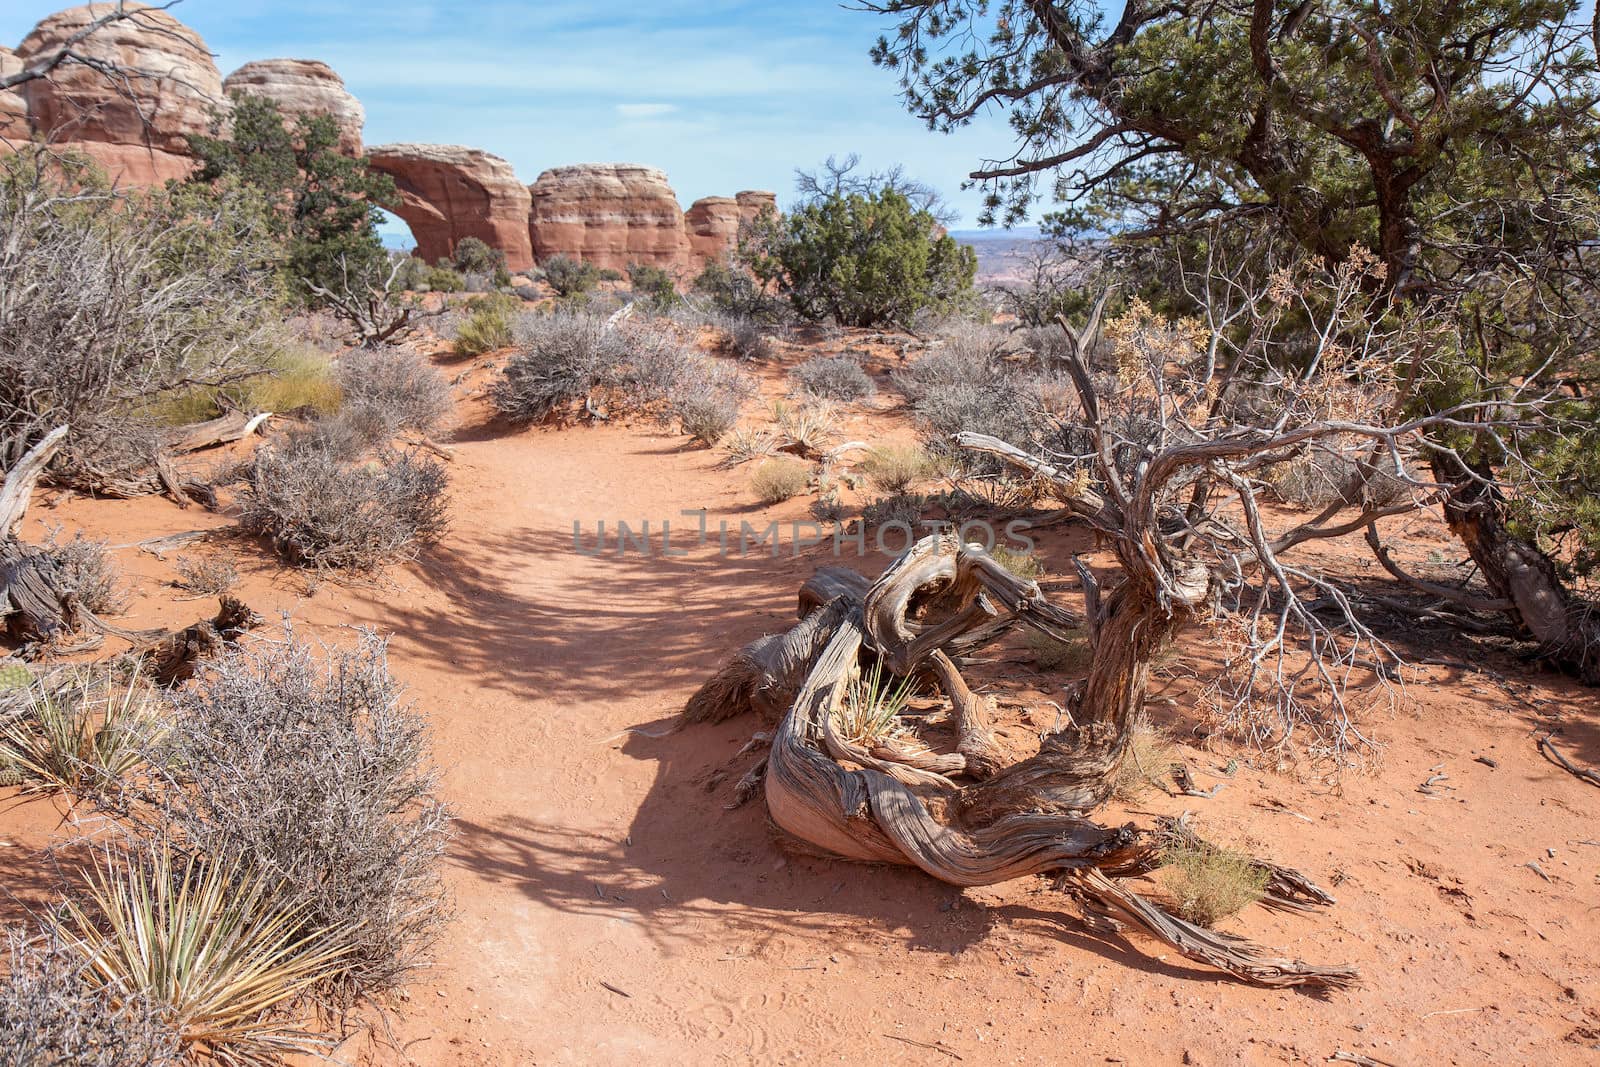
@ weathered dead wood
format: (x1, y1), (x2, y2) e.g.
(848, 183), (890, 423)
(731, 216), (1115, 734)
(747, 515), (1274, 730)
(162, 411), (273, 454)
(1538, 734), (1600, 788)
(692, 534), (1355, 988)
(122, 596), (264, 686)
(0, 427), (68, 538)
(1063, 869), (1357, 988)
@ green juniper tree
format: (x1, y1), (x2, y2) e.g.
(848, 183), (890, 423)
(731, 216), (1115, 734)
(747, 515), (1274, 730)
(188, 93), (398, 304)
(863, 0), (1600, 677)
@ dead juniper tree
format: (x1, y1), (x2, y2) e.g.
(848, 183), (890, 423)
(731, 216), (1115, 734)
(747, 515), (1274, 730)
(302, 255), (439, 349)
(685, 254), (1559, 987)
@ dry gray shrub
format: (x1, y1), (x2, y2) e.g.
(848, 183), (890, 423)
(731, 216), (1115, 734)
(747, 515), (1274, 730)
(0, 151), (280, 478)
(791, 355), (876, 401)
(493, 312), (628, 422)
(172, 554), (239, 598)
(337, 347), (452, 439)
(0, 928), (181, 1067)
(142, 628), (451, 1006)
(237, 440), (449, 570)
(38, 528), (126, 615)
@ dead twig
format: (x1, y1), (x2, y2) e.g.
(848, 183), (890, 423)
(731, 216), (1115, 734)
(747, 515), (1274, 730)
(1537, 734), (1600, 788)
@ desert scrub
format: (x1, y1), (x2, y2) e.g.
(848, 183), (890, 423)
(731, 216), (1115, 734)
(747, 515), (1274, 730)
(670, 356), (758, 445)
(627, 262), (679, 311)
(1160, 837), (1269, 927)
(860, 443), (933, 496)
(716, 427), (777, 469)
(791, 355), (876, 401)
(172, 553), (239, 598)
(771, 399), (838, 456)
(1024, 626), (1092, 673)
(237, 440), (448, 570)
(493, 312), (626, 423)
(451, 293), (520, 356)
(336, 345), (452, 440)
(990, 545), (1044, 580)
(1111, 715), (1177, 801)
(0, 670), (160, 797)
(709, 312), (775, 361)
(542, 255), (600, 297)
(142, 628), (451, 1006)
(861, 493), (925, 529)
(751, 458), (811, 504)
(39, 529), (126, 614)
(0, 928), (182, 1067)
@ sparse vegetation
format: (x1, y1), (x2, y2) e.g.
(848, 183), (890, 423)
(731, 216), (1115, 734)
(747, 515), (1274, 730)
(990, 545), (1044, 580)
(717, 427), (778, 469)
(751, 458), (811, 504)
(1112, 716), (1177, 802)
(172, 554), (239, 599)
(859, 443), (933, 496)
(451, 294), (519, 356)
(52, 847), (354, 1063)
(772, 400), (838, 457)
(1023, 627), (1092, 674)
(0, 928), (182, 1067)
(0, 152), (282, 482)
(1160, 837), (1270, 928)
(838, 659), (914, 746)
(39, 530), (125, 615)
(0, 671), (159, 797)
(452, 237), (511, 287)
(627, 262), (680, 311)
(493, 312), (624, 423)
(237, 440), (449, 570)
(542, 255), (601, 298)
(791, 355), (876, 401)
(143, 629), (451, 1006)
(336, 345), (452, 439)
(672, 359), (757, 445)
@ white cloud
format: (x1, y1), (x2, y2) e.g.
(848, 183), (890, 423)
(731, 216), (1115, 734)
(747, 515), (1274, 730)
(615, 103), (678, 119)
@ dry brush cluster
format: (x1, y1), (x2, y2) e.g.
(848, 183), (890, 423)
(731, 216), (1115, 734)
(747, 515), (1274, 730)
(0, 631), (451, 1064)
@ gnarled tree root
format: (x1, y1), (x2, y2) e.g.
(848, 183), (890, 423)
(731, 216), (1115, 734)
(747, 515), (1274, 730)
(688, 536), (1358, 989)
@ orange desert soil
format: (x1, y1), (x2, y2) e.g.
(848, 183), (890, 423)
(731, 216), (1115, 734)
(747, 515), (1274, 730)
(2, 340), (1597, 1066)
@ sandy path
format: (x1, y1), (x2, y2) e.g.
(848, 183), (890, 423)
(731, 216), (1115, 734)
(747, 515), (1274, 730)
(4, 372), (1598, 1065)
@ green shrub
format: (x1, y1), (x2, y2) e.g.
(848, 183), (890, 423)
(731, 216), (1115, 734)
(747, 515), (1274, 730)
(598, 267), (625, 282)
(453, 300), (516, 356)
(773, 187), (976, 328)
(452, 236), (505, 277)
(751, 458), (811, 503)
(627, 262), (679, 311)
(543, 255), (601, 297)
(423, 264), (465, 293)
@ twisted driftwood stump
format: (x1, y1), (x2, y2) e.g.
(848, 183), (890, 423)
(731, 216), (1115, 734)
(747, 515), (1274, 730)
(686, 535), (1356, 988)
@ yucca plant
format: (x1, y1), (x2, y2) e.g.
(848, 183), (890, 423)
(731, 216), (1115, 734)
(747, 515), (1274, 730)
(837, 659), (916, 746)
(772, 399), (838, 456)
(716, 426), (777, 469)
(53, 848), (355, 1066)
(0, 672), (160, 796)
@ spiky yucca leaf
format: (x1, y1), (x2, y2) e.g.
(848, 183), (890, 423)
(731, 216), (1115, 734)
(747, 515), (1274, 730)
(54, 848), (356, 1066)
(0, 672), (159, 795)
(837, 658), (916, 746)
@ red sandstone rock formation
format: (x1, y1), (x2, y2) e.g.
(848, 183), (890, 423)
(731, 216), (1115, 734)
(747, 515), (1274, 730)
(735, 189), (778, 224)
(529, 163), (691, 273)
(223, 59), (365, 154)
(16, 3), (223, 154)
(0, 48), (28, 141)
(684, 195), (740, 267)
(366, 143), (534, 271)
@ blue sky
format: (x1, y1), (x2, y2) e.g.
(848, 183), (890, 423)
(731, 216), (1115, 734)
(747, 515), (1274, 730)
(3, 0), (1024, 240)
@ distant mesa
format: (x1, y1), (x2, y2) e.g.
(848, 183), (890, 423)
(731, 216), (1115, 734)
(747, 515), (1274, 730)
(6, 3), (776, 274)
(224, 59), (365, 155)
